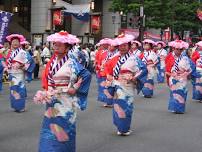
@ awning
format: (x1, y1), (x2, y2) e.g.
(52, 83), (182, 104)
(55, 0), (90, 22)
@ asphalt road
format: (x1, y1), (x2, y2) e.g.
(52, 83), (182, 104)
(0, 75), (202, 152)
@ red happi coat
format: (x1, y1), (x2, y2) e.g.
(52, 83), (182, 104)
(95, 49), (108, 77)
(95, 48), (103, 72)
(104, 53), (120, 78)
(0, 53), (3, 60)
(165, 52), (175, 86)
(191, 51), (200, 64)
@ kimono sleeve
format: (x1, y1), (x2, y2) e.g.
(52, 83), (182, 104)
(135, 58), (148, 94)
(156, 56), (161, 69)
(25, 52), (36, 82)
(74, 61), (92, 111)
(0, 59), (4, 73)
(191, 51), (199, 64)
(189, 58), (196, 85)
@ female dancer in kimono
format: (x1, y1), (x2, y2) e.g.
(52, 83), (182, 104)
(105, 34), (147, 135)
(34, 31), (91, 152)
(131, 40), (142, 58)
(165, 40), (192, 114)
(191, 41), (202, 102)
(5, 34), (35, 112)
(95, 38), (112, 106)
(140, 39), (159, 98)
(101, 38), (119, 107)
(156, 41), (167, 83)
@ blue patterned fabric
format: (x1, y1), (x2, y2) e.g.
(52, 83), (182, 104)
(0, 58), (4, 91)
(25, 52), (35, 82)
(10, 78), (26, 111)
(142, 79), (154, 97)
(39, 98), (76, 152)
(102, 86), (115, 105)
(135, 57), (148, 94)
(113, 85), (134, 133)
(168, 81), (187, 113)
(156, 57), (165, 83)
(97, 77), (106, 102)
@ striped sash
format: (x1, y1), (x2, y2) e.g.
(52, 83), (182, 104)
(48, 54), (69, 85)
(7, 48), (20, 69)
(103, 50), (117, 64)
(172, 54), (183, 73)
(157, 49), (163, 56)
(113, 52), (131, 78)
(142, 51), (150, 64)
(133, 49), (139, 56)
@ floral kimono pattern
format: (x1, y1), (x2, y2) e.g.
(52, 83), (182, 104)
(39, 54), (91, 152)
(168, 54), (192, 113)
(192, 51), (202, 101)
(7, 48), (35, 111)
(141, 51), (158, 97)
(156, 49), (167, 83)
(112, 54), (147, 133)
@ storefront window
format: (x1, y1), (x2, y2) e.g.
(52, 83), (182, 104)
(18, 0), (31, 31)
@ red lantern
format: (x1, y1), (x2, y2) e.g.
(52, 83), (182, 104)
(164, 29), (170, 41)
(53, 10), (62, 25)
(91, 15), (101, 30)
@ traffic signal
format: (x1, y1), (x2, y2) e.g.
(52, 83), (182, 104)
(129, 17), (133, 27)
(138, 17), (141, 27)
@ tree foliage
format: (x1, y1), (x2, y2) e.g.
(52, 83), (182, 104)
(110, 0), (202, 35)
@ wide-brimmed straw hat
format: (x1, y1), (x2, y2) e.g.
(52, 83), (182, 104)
(156, 41), (166, 47)
(142, 39), (156, 46)
(96, 38), (112, 46)
(6, 34), (25, 42)
(116, 34), (134, 45)
(170, 40), (189, 50)
(131, 40), (142, 47)
(47, 31), (80, 44)
(196, 41), (202, 48)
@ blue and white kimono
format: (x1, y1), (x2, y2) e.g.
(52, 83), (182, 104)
(192, 51), (202, 101)
(7, 48), (35, 111)
(39, 55), (91, 152)
(168, 54), (192, 113)
(141, 50), (158, 97)
(0, 57), (4, 91)
(156, 49), (167, 83)
(68, 47), (88, 68)
(133, 49), (141, 57)
(112, 53), (147, 133)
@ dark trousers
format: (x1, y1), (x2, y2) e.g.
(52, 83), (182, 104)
(34, 64), (40, 79)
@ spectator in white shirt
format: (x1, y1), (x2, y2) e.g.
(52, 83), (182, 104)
(41, 43), (51, 64)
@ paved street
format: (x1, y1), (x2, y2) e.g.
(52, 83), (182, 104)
(0, 75), (202, 152)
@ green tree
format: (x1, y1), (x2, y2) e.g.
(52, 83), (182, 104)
(110, 0), (202, 40)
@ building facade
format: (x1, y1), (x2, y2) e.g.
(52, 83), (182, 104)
(0, 0), (141, 45)
(31, 0), (121, 45)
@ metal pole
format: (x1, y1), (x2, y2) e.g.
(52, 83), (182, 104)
(139, 0), (144, 42)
